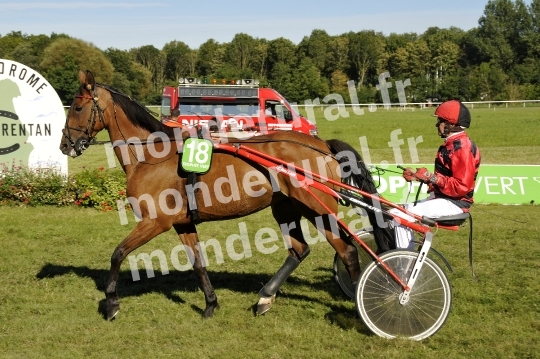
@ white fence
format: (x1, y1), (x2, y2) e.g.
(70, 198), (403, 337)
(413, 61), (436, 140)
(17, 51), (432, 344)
(293, 100), (540, 110)
(67, 100), (540, 113)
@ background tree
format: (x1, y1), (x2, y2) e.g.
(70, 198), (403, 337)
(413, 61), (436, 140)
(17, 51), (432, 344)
(40, 38), (114, 104)
(40, 38), (114, 83)
(186, 49), (198, 79)
(529, 0), (540, 59)
(163, 40), (192, 84)
(469, 62), (508, 100)
(223, 33), (258, 78)
(297, 29), (332, 76)
(250, 39), (268, 80)
(327, 36), (350, 93)
(10, 34), (53, 71)
(288, 58), (329, 102)
(195, 39), (224, 79)
(130, 63), (154, 101)
(347, 30), (386, 88)
(477, 0), (531, 72)
(266, 37), (297, 75)
(385, 32), (418, 54)
(5, 0), (540, 105)
(0, 31), (26, 59)
(41, 55), (79, 105)
(103, 48), (152, 101)
(131, 45), (166, 93)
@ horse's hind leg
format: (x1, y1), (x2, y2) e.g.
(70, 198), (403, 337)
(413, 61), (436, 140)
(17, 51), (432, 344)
(105, 219), (168, 320)
(290, 197), (362, 288)
(173, 223), (219, 318)
(257, 199), (311, 315)
(307, 213), (361, 285)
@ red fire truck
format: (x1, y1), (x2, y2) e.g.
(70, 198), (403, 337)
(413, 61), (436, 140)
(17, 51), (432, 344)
(160, 78), (318, 136)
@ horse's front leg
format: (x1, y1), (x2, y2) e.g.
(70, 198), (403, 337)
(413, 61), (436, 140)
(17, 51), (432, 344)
(173, 224), (219, 318)
(105, 219), (167, 320)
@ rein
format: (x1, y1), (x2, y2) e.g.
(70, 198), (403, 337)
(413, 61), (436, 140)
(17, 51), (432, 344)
(107, 95), (176, 166)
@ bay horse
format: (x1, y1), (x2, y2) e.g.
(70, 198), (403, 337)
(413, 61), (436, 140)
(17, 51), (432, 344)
(60, 70), (394, 320)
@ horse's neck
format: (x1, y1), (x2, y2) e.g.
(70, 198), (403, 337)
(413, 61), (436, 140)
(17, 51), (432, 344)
(104, 108), (156, 175)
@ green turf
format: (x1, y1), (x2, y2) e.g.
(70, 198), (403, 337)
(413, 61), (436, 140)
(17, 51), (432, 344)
(68, 106), (540, 175)
(307, 106), (540, 165)
(0, 205), (539, 358)
(2, 106), (539, 357)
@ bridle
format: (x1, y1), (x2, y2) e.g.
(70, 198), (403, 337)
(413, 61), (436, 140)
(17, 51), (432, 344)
(62, 83), (175, 165)
(63, 85), (105, 155)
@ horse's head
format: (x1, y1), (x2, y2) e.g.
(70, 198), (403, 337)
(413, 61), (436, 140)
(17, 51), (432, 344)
(60, 70), (108, 157)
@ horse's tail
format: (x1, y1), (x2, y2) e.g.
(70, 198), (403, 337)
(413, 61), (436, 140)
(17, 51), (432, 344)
(326, 139), (395, 253)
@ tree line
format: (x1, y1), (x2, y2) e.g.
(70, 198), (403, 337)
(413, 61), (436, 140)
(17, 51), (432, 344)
(1, 0), (539, 105)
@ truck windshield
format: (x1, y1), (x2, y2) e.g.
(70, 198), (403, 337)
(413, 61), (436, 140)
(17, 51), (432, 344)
(179, 100), (259, 117)
(161, 97), (171, 116)
(282, 98), (301, 117)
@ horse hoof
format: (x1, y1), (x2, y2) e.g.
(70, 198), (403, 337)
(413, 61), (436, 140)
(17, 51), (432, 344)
(202, 301), (219, 318)
(202, 308), (214, 319)
(256, 294), (276, 315)
(106, 303), (120, 321)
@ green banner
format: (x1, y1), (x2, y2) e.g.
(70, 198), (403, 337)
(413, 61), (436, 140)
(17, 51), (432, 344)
(372, 164), (540, 205)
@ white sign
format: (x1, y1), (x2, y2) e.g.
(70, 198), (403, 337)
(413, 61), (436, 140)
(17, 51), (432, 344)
(0, 59), (67, 174)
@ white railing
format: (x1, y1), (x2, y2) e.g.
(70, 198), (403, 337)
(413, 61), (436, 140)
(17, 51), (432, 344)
(293, 100), (540, 109)
(66, 100), (540, 112)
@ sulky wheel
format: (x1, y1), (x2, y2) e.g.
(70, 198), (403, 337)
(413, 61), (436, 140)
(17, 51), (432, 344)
(355, 250), (452, 340)
(333, 230), (377, 299)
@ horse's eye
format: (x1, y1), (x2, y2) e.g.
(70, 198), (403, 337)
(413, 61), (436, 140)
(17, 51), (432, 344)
(75, 106), (83, 112)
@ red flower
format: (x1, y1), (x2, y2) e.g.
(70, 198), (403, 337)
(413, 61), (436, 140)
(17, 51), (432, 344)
(99, 166), (105, 171)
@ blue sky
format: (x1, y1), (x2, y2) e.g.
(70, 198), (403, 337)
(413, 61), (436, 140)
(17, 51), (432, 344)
(1, 0), (494, 50)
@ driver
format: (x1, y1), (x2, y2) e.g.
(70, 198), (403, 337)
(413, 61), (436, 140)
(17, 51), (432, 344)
(265, 102), (275, 116)
(392, 100), (481, 249)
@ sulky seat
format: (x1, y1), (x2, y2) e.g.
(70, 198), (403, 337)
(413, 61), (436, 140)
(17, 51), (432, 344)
(431, 212), (471, 226)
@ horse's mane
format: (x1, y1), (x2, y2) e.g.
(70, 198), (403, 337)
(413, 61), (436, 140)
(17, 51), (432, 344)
(98, 84), (175, 137)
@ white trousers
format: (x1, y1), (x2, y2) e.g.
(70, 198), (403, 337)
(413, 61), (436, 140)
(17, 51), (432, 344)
(389, 194), (464, 249)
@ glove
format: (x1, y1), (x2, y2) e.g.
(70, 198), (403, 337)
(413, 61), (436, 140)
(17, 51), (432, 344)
(402, 167), (415, 182)
(414, 167), (438, 184)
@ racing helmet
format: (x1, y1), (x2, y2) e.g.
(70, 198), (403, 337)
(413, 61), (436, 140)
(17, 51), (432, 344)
(434, 100), (471, 128)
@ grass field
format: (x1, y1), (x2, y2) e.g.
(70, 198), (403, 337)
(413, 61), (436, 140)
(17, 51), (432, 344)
(1, 205), (539, 358)
(68, 106), (540, 174)
(304, 106), (540, 165)
(1, 106), (539, 358)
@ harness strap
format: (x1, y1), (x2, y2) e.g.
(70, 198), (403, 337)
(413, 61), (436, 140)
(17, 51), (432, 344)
(184, 127), (209, 226)
(186, 172), (201, 225)
(64, 87), (106, 153)
(468, 215), (477, 281)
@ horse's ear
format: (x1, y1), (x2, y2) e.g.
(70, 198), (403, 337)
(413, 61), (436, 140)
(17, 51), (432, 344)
(78, 70), (86, 85)
(79, 70), (95, 92)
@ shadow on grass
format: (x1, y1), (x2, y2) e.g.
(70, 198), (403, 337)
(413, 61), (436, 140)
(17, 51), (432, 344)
(36, 263), (271, 301)
(35, 264), (317, 310)
(35, 262), (371, 335)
